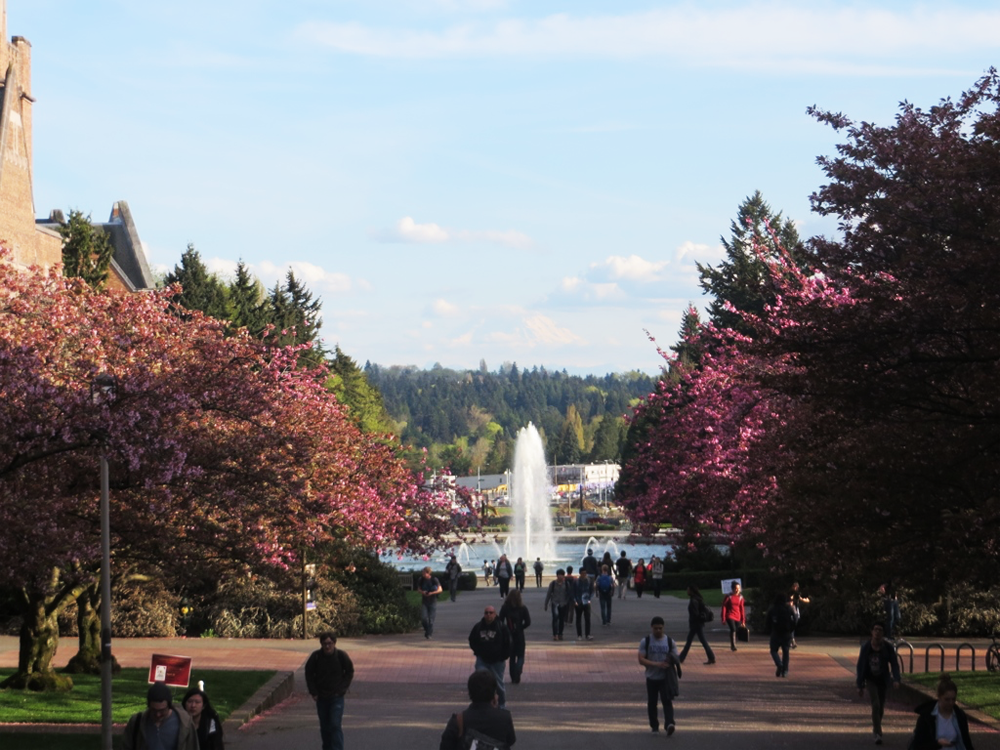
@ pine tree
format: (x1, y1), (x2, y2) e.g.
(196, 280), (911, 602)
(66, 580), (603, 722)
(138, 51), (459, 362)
(696, 190), (802, 333)
(59, 210), (113, 291)
(227, 260), (268, 338)
(164, 244), (229, 320)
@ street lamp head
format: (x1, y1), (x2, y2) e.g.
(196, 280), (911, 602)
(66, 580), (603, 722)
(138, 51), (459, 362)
(90, 373), (118, 405)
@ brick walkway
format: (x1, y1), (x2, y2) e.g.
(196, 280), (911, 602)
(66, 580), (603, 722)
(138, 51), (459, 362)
(3, 586), (998, 748)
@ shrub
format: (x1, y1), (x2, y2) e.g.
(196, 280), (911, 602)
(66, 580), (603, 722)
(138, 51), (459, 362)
(112, 579), (182, 637)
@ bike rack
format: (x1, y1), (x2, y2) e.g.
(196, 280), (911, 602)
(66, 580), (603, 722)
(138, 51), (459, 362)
(924, 643), (946, 673)
(956, 643), (976, 672)
(895, 639), (914, 674)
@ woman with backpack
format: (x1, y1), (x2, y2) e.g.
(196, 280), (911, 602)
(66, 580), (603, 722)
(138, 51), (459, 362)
(499, 589), (531, 684)
(678, 585), (716, 665)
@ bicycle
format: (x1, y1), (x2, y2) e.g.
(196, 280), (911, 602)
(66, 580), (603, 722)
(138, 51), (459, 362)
(987, 635), (1000, 673)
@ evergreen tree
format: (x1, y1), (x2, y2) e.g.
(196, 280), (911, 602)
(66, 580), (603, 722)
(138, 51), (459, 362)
(327, 346), (393, 434)
(588, 414), (624, 462)
(696, 190), (802, 334)
(164, 244), (229, 320)
(227, 260), (268, 338)
(59, 210), (113, 291)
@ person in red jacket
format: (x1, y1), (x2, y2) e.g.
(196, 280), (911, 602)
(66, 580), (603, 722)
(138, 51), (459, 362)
(721, 581), (746, 652)
(633, 558), (647, 598)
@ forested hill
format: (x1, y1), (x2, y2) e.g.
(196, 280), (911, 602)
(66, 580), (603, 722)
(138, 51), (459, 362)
(364, 362), (659, 474)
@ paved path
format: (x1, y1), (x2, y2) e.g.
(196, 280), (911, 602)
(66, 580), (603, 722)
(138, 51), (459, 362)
(3, 585), (998, 748)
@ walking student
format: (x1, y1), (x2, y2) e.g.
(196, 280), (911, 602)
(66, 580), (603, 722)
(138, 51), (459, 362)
(533, 557), (544, 587)
(722, 581), (746, 652)
(856, 622), (901, 745)
(445, 555), (462, 602)
(596, 564), (615, 625)
(633, 558), (647, 598)
(544, 568), (573, 640)
(468, 605), (512, 710)
(305, 633), (355, 750)
(638, 616), (681, 736)
(439, 669), (517, 750)
(499, 589), (531, 684)
(678, 585), (716, 665)
(573, 567), (594, 641)
(418, 566), (443, 639)
(766, 593), (796, 677)
(123, 682), (199, 750)
(615, 550), (632, 599)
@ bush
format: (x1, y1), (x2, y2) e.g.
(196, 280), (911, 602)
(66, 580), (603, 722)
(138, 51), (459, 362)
(112, 580), (182, 637)
(323, 545), (420, 635)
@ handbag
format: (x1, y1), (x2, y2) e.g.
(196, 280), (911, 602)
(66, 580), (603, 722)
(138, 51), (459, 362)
(737, 625), (750, 643)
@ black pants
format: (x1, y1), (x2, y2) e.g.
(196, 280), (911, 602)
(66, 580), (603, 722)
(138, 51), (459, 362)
(575, 603), (591, 637)
(646, 678), (674, 730)
(498, 577), (511, 597)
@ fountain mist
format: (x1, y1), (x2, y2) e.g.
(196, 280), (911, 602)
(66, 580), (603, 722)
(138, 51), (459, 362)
(509, 423), (557, 562)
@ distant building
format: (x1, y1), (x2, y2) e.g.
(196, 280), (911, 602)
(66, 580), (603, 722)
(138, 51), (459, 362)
(0, 1), (153, 291)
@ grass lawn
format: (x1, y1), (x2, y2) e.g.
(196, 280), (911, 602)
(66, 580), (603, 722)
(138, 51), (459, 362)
(0, 667), (275, 724)
(662, 589), (728, 607)
(909, 671), (1000, 722)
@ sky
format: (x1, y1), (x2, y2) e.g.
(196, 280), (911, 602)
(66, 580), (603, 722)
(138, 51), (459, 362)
(10, 1), (1000, 375)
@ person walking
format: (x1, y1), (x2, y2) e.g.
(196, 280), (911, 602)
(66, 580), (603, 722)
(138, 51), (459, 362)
(439, 669), (517, 750)
(909, 673), (975, 750)
(533, 557), (544, 587)
(615, 550), (632, 599)
(483, 560), (491, 587)
(678, 585), (716, 665)
(513, 557), (526, 592)
(495, 555), (514, 598)
(305, 633), (355, 750)
(468, 604), (512, 710)
(418, 566), (443, 639)
(766, 593), (796, 677)
(445, 555), (462, 602)
(721, 581), (746, 652)
(633, 558), (647, 598)
(123, 682), (199, 750)
(181, 686), (224, 750)
(596, 564), (615, 625)
(499, 589), (531, 684)
(543, 569), (573, 641)
(581, 548), (600, 578)
(856, 622), (901, 745)
(574, 568), (594, 641)
(650, 555), (665, 598)
(790, 581), (810, 648)
(638, 615), (681, 736)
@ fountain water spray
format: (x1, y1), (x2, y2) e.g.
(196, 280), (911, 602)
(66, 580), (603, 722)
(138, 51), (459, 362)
(509, 423), (557, 562)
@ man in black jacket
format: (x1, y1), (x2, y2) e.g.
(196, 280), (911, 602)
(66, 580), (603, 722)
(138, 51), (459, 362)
(856, 623), (900, 745)
(439, 669), (517, 749)
(305, 632), (355, 750)
(469, 605), (512, 709)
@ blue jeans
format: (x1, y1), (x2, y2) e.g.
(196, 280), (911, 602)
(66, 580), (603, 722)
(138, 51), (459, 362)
(316, 695), (345, 750)
(421, 599), (437, 637)
(550, 604), (569, 637)
(770, 634), (791, 674)
(474, 656), (507, 708)
(599, 593), (613, 624)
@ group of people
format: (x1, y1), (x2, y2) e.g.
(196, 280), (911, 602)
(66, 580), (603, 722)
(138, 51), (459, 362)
(123, 682), (225, 750)
(481, 555), (537, 594)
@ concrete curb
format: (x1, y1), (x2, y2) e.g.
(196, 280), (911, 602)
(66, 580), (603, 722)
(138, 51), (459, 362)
(223, 669), (296, 732)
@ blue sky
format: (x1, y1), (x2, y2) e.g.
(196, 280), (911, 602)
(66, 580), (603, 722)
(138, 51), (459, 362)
(11, 1), (999, 374)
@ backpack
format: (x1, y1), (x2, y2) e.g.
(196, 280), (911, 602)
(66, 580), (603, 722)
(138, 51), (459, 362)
(699, 601), (714, 622)
(597, 574), (613, 594)
(456, 710), (509, 750)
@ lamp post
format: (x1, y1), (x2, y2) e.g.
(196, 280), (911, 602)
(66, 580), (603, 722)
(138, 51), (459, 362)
(91, 373), (117, 750)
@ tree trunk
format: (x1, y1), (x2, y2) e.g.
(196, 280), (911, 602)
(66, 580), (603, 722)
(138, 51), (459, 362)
(64, 583), (119, 674)
(0, 596), (73, 691)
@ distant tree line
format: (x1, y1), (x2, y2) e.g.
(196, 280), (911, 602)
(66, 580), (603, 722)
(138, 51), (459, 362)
(364, 362), (657, 474)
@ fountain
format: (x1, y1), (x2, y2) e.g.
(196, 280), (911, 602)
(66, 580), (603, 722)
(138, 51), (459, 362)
(509, 423), (557, 562)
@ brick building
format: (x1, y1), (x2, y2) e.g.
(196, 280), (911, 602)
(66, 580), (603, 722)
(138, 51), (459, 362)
(0, 1), (153, 291)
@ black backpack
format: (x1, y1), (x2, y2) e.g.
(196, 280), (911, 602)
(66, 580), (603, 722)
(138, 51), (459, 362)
(456, 710), (509, 750)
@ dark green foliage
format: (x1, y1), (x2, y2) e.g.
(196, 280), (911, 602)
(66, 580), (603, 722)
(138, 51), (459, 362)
(696, 190), (803, 334)
(324, 545), (421, 634)
(59, 210), (113, 290)
(365, 363), (656, 472)
(164, 244), (229, 320)
(587, 414), (625, 462)
(327, 346), (394, 434)
(227, 260), (269, 337)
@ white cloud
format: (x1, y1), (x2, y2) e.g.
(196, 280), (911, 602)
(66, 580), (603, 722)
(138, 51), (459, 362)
(372, 216), (533, 248)
(431, 298), (461, 317)
(203, 257), (356, 296)
(595, 254), (670, 282)
(295, 6), (1000, 71)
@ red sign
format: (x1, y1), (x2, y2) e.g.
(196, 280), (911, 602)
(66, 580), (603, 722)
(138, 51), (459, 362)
(148, 654), (193, 688)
